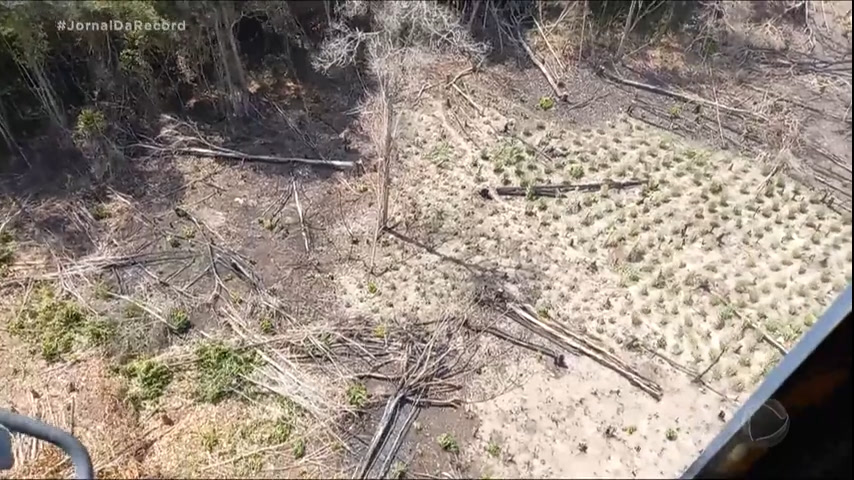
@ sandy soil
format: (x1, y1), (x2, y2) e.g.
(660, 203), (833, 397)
(326, 74), (851, 477)
(470, 355), (728, 478)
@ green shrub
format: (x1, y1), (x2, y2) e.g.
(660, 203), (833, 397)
(167, 308), (191, 334)
(123, 358), (173, 408)
(8, 287), (109, 362)
(437, 433), (459, 453)
(194, 341), (258, 403)
(538, 96), (555, 111)
(346, 382), (369, 409)
(75, 108), (107, 137)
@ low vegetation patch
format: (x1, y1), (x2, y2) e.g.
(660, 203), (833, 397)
(194, 340), (258, 403)
(167, 307), (191, 334)
(122, 358), (173, 410)
(486, 440), (501, 458)
(538, 96), (555, 111)
(437, 432), (459, 453)
(9, 286), (114, 362)
(428, 140), (454, 168)
(240, 412), (298, 446)
(346, 382), (369, 409)
(292, 437), (307, 459)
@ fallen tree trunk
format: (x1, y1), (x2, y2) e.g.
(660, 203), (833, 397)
(139, 144), (356, 169)
(517, 32), (568, 102)
(488, 179), (646, 198)
(600, 68), (767, 121)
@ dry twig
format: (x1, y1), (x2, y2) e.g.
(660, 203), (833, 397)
(534, 16), (565, 72)
(137, 144), (354, 169)
(292, 177), (311, 254)
(450, 83), (484, 115)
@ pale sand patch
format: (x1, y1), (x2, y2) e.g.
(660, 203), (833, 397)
(469, 354), (729, 478)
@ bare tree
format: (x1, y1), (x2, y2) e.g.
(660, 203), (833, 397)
(315, 1), (487, 272)
(617, 0), (638, 58)
(215, 3), (250, 116)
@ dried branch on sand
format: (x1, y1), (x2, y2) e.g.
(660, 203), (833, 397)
(135, 117), (356, 169)
(483, 179), (646, 199)
(0, 251), (196, 288)
(599, 68), (767, 121)
(220, 302), (343, 420)
(506, 303), (663, 400)
(463, 319), (567, 368)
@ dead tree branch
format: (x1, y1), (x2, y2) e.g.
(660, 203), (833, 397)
(600, 68), (768, 121)
(516, 31), (568, 102)
(507, 303), (663, 400)
(137, 144), (354, 169)
(450, 82), (485, 115)
(292, 177), (311, 254)
(486, 179), (646, 199)
(463, 320), (567, 368)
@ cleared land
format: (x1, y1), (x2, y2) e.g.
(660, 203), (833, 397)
(1, 2), (852, 479)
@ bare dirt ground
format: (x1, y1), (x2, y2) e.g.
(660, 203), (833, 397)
(2, 2), (852, 479)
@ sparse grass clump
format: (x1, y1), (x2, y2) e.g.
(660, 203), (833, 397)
(438, 433), (459, 453)
(538, 96), (555, 111)
(201, 428), (220, 453)
(346, 382), (369, 409)
(194, 341), (258, 403)
(91, 203), (111, 221)
(83, 318), (115, 346)
(391, 461), (408, 479)
(167, 307), (191, 334)
(709, 181), (723, 194)
(75, 108), (106, 137)
(486, 440), (501, 458)
(372, 323), (388, 339)
(428, 140), (453, 168)
(260, 316), (275, 335)
(123, 358), (173, 409)
(292, 437), (307, 459)
(258, 217), (279, 232)
(124, 302), (147, 319)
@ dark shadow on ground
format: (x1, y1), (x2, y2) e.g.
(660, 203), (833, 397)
(0, 137), (186, 258)
(0, 1), (375, 259)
